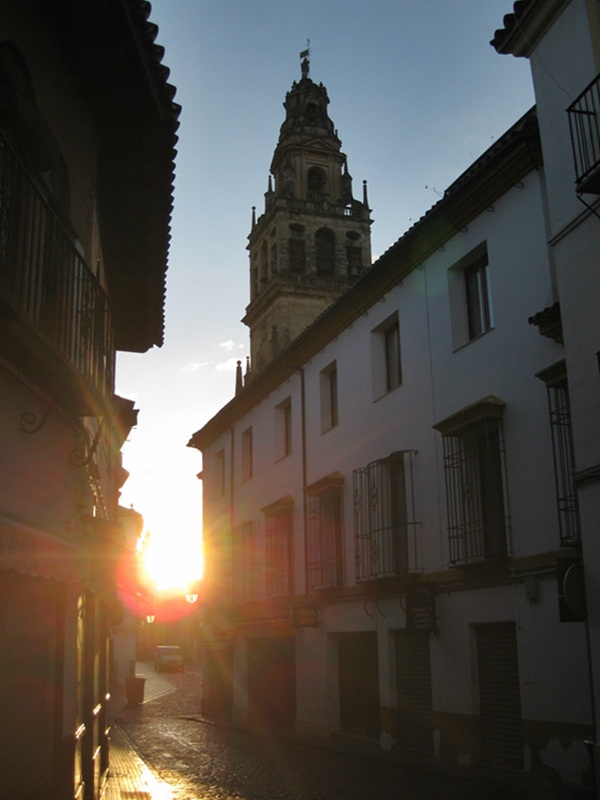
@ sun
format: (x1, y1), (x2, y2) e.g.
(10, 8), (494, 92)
(139, 533), (202, 593)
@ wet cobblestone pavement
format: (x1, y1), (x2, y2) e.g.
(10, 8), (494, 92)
(114, 670), (578, 800)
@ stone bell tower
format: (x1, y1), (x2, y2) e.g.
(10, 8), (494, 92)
(243, 54), (373, 376)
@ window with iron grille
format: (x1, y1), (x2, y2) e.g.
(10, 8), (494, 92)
(537, 363), (581, 545)
(437, 402), (509, 564)
(307, 479), (343, 590)
(232, 521), (258, 601)
(353, 451), (418, 581)
(264, 503), (293, 597)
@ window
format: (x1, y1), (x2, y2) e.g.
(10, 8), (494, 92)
(465, 255), (492, 339)
(385, 321), (401, 391)
(353, 451), (418, 580)
(346, 245), (361, 279)
(232, 521), (258, 601)
(306, 475), (344, 590)
(320, 361), (338, 432)
(371, 313), (402, 399)
(289, 238), (306, 273)
(251, 260), (259, 297)
(264, 500), (293, 597)
(435, 398), (509, 564)
(307, 165), (326, 196)
(214, 449), (225, 498)
(270, 243), (277, 273)
(448, 244), (494, 349)
(306, 104), (319, 126)
(275, 398), (292, 459)
(241, 427), (253, 481)
(260, 241), (268, 284)
(315, 227), (335, 275)
(537, 362), (580, 545)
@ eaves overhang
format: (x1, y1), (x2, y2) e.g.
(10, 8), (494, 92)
(40, 0), (181, 353)
(491, 0), (570, 57)
(188, 108), (541, 452)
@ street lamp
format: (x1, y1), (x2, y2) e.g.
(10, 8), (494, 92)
(185, 580), (201, 605)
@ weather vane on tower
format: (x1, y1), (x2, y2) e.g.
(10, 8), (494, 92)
(300, 39), (310, 79)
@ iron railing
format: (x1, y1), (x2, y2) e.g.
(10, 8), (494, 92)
(307, 488), (343, 590)
(0, 132), (114, 398)
(567, 73), (600, 193)
(547, 380), (581, 545)
(353, 450), (420, 581)
(441, 417), (510, 565)
(265, 507), (293, 597)
(232, 521), (259, 602)
(262, 194), (370, 221)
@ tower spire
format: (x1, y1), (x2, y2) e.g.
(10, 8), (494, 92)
(299, 40), (310, 79)
(243, 63), (373, 377)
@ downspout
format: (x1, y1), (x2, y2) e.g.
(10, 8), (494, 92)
(286, 357), (308, 594)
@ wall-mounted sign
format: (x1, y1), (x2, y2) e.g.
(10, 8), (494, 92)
(406, 583), (437, 633)
(293, 604), (320, 628)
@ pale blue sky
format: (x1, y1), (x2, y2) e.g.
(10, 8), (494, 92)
(115, 0), (533, 572)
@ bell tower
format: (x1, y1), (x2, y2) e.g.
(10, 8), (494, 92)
(243, 54), (373, 376)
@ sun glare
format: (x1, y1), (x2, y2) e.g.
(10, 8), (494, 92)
(139, 534), (203, 592)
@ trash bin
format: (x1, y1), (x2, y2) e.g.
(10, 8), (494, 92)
(126, 674), (146, 705)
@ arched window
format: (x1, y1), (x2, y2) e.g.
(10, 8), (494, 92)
(315, 228), (335, 275)
(347, 246), (362, 279)
(288, 238), (306, 274)
(271, 242), (278, 273)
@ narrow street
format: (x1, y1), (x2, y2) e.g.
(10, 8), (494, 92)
(112, 666), (543, 800)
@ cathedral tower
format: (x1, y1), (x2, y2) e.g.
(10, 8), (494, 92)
(243, 55), (373, 376)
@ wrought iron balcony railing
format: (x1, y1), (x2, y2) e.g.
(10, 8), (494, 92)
(0, 132), (114, 401)
(353, 450), (420, 582)
(567, 73), (600, 194)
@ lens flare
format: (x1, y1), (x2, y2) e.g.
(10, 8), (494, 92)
(140, 534), (202, 592)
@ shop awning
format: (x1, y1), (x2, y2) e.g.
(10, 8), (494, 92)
(0, 515), (86, 584)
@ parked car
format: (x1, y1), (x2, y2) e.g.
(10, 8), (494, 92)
(154, 645), (184, 672)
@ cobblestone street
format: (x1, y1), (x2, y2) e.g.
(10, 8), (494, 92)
(111, 667), (564, 800)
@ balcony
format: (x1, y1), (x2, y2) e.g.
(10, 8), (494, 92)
(567, 73), (600, 194)
(0, 133), (114, 412)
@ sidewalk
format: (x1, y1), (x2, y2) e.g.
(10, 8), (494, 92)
(104, 663), (176, 800)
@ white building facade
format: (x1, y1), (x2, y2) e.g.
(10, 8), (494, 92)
(190, 9), (597, 795)
(493, 1), (600, 789)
